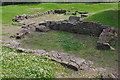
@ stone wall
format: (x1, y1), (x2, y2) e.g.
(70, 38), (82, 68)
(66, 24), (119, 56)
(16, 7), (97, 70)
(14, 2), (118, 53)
(39, 16), (108, 37)
(47, 20), (107, 37)
(12, 9), (90, 22)
(12, 9), (67, 22)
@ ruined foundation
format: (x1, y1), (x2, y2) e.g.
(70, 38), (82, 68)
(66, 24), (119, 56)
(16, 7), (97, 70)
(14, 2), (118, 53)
(11, 15), (117, 50)
(1, 9), (118, 78)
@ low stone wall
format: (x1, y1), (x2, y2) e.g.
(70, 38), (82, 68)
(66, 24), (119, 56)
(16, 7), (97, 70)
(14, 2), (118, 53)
(46, 19), (106, 37)
(1, 40), (94, 71)
(12, 9), (90, 22)
(2, 40), (118, 78)
(12, 9), (67, 22)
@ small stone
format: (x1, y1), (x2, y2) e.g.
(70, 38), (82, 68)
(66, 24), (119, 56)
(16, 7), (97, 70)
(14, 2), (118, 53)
(33, 50), (46, 53)
(12, 22), (18, 25)
(24, 49), (33, 53)
(36, 25), (50, 32)
(68, 62), (79, 71)
(74, 57), (86, 66)
(69, 16), (80, 22)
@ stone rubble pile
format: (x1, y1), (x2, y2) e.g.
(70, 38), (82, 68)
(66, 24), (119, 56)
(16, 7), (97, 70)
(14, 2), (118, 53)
(10, 22), (37, 39)
(65, 10), (90, 17)
(10, 29), (29, 39)
(35, 25), (50, 32)
(12, 14), (33, 22)
(97, 27), (117, 50)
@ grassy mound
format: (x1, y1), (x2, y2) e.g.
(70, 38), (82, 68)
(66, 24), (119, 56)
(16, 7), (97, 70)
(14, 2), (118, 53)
(83, 9), (119, 29)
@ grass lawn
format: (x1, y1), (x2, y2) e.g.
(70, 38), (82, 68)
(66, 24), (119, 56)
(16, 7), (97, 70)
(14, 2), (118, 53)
(1, 3), (119, 78)
(83, 9), (119, 30)
(1, 46), (102, 78)
(2, 3), (118, 24)
(1, 46), (69, 78)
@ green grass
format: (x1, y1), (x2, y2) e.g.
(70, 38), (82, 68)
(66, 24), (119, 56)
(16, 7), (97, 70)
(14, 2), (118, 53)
(1, 46), (69, 78)
(12, 23), (23, 26)
(21, 31), (118, 69)
(21, 31), (88, 51)
(83, 9), (119, 29)
(0, 33), (10, 36)
(2, 3), (118, 24)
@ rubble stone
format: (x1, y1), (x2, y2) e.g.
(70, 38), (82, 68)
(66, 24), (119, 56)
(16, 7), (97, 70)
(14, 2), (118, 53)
(36, 25), (50, 32)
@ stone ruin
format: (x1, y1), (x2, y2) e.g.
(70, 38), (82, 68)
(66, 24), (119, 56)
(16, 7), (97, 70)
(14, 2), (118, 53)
(37, 16), (117, 50)
(12, 9), (90, 22)
(2, 11), (118, 78)
(12, 9), (67, 22)
(11, 16), (117, 50)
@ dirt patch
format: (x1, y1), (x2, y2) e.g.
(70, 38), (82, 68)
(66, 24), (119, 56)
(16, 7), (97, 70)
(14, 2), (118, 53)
(2, 25), (22, 41)
(22, 14), (70, 24)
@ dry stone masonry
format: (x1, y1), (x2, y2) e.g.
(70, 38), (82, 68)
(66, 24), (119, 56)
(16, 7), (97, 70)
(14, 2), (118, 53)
(44, 17), (106, 37)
